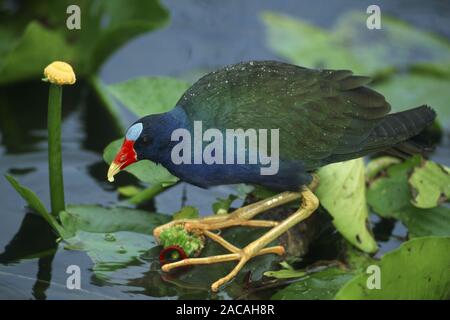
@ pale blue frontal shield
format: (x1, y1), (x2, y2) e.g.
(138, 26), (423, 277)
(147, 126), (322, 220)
(126, 123), (143, 141)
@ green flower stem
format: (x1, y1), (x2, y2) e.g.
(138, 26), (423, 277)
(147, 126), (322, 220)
(47, 84), (65, 216)
(128, 183), (169, 205)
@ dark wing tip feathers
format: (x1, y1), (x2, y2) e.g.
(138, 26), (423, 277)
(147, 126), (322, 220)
(371, 105), (436, 141)
(421, 105), (437, 122)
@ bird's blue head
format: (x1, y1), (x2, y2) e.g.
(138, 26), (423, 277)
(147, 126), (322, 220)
(107, 106), (188, 182)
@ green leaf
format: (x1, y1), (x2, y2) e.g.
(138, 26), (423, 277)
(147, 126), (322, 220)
(0, 0), (169, 84)
(272, 267), (354, 300)
(108, 77), (191, 117)
(212, 195), (238, 214)
(64, 231), (157, 280)
(159, 225), (204, 257)
(373, 72), (450, 125)
(261, 12), (363, 72)
(173, 206), (199, 220)
(335, 236), (450, 299)
(5, 174), (69, 238)
(59, 205), (170, 279)
(60, 204), (170, 235)
(367, 157), (450, 237)
(0, 22), (74, 85)
(264, 269), (306, 279)
(409, 161), (450, 209)
(365, 156), (401, 180)
(117, 185), (143, 198)
(235, 184), (255, 199)
(81, 0), (169, 73)
(316, 158), (378, 253)
(103, 139), (178, 185)
(251, 185), (279, 200)
(261, 11), (450, 76)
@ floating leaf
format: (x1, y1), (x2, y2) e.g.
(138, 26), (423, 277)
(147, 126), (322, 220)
(60, 205), (170, 279)
(213, 195), (238, 214)
(367, 157), (450, 237)
(374, 72), (450, 125)
(173, 206), (199, 220)
(235, 184), (255, 199)
(261, 12), (362, 72)
(264, 269), (306, 279)
(60, 204), (170, 235)
(108, 77), (191, 117)
(409, 161), (450, 208)
(335, 236), (450, 299)
(261, 11), (450, 75)
(103, 139), (178, 185)
(64, 231), (156, 280)
(316, 158), (378, 253)
(365, 156), (401, 180)
(272, 267), (354, 300)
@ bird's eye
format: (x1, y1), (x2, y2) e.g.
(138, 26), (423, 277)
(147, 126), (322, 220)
(141, 135), (152, 145)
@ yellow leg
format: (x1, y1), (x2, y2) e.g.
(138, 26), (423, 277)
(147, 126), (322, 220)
(153, 191), (301, 239)
(160, 186), (319, 292)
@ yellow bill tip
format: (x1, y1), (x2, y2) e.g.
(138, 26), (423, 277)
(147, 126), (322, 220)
(107, 162), (121, 183)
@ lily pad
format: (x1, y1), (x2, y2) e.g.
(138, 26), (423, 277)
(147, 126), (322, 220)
(213, 195), (238, 214)
(365, 156), (401, 180)
(173, 206), (200, 220)
(60, 204), (170, 235)
(108, 77), (191, 117)
(264, 269), (306, 279)
(335, 236), (450, 299)
(409, 161), (450, 209)
(367, 157), (450, 237)
(271, 267), (354, 300)
(103, 139), (178, 185)
(316, 158), (378, 253)
(60, 204), (170, 279)
(261, 11), (450, 76)
(65, 230), (157, 280)
(373, 72), (450, 125)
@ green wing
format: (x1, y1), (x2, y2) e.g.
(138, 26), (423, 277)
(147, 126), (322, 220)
(178, 61), (391, 170)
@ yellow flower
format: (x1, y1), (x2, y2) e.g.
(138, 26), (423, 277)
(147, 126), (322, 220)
(43, 61), (76, 85)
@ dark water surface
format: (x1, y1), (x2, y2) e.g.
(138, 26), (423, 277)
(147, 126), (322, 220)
(0, 0), (449, 299)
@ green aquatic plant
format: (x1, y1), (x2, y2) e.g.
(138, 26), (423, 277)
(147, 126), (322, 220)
(43, 61), (76, 215)
(159, 225), (205, 258)
(6, 61), (76, 231)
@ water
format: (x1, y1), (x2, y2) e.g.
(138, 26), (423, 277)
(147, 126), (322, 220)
(1, 0), (449, 299)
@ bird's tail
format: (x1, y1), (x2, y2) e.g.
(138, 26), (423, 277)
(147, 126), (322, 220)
(325, 105), (437, 162)
(364, 105), (436, 153)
